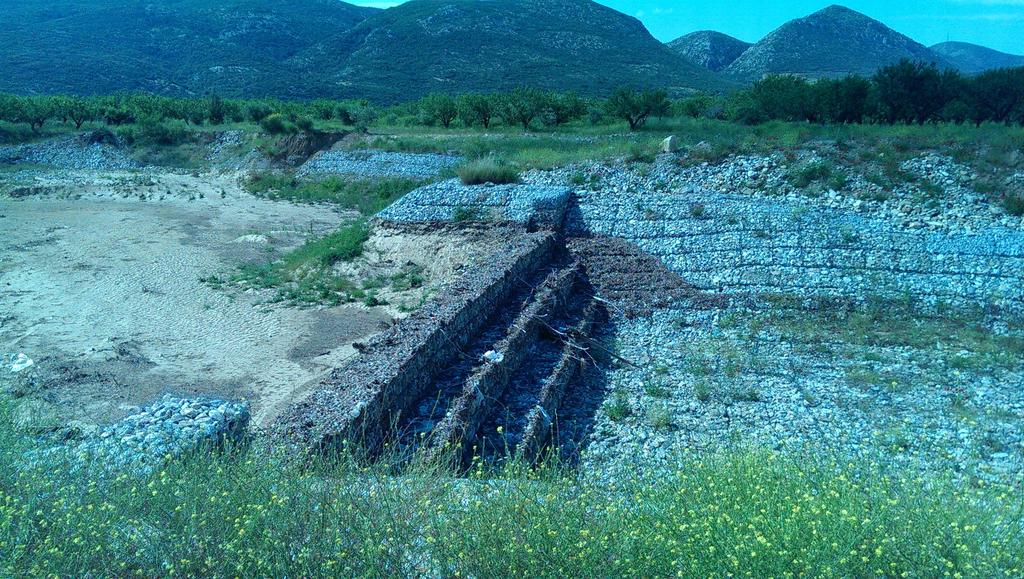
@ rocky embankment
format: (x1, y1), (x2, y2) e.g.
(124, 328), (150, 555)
(297, 150), (460, 179)
(0, 134), (139, 171)
(31, 396), (250, 475)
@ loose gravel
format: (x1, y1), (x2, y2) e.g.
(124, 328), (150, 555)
(31, 395), (249, 475)
(378, 179), (572, 225)
(579, 303), (1024, 487)
(0, 135), (139, 171)
(297, 150), (461, 179)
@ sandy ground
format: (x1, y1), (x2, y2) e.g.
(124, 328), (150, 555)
(1, 170), (395, 428)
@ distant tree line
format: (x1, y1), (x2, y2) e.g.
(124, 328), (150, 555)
(400, 88), (676, 131)
(722, 61), (1024, 126)
(0, 93), (379, 142)
(1, 61), (1022, 139)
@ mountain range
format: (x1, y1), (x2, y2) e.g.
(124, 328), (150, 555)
(301, 0), (728, 102)
(0, 1), (1020, 101)
(930, 41), (1024, 75)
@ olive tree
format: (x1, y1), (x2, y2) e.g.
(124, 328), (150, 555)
(604, 87), (670, 131)
(495, 87), (547, 130)
(457, 93), (496, 129)
(419, 93), (458, 128)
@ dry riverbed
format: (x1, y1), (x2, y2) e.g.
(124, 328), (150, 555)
(0, 170), (396, 430)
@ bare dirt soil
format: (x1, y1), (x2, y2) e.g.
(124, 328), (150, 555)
(1, 171), (394, 428)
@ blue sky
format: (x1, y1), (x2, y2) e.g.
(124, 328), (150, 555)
(351, 1), (1024, 54)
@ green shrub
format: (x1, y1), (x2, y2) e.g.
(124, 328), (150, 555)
(247, 103), (273, 122)
(452, 206), (483, 222)
(86, 127), (118, 145)
(260, 113), (294, 135)
(647, 402), (673, 429)
(626, 143), (656, 164)
(643, 377), (671, 398)
(788, 161), (836, 188)
(136, 118), (190, 146)
(456, 158), (521, 185)
(694, 381), (712, 402)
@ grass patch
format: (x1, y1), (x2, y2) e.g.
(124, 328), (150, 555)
(788, 161), (846, 190)
(845, 367), (904, 391)
(643, 378), (671, 399)
(646, 402), (673, 430)
(1, 397), (1020, 579)
(755, 297), (1024, 370)
(232, 220), (371, 306)
(626, 142), (656, 164)
(362, 119), (1017, 176)
(456, 157), (521, 185)
(452, 205), (483, 222)
(603, 390), (632, 422)
(245, 173), (422, 215)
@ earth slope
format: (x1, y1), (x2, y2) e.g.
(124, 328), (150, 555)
(668, 31), (752, 72)
(304, 0), (731, 102)
(0, 0), (377, 98)
(931, 42), (1024, 74)
(725, 5), (949, 80)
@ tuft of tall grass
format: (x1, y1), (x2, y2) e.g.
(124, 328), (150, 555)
(456, 157), (521, 185)
(788, 161), (839, 188)
(1005, 193), (1024, 217)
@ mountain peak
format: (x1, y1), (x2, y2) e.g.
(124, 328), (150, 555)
(668, 31), (752, 72)
(725, 4), (949, 79)
(814, 4), (863, 17)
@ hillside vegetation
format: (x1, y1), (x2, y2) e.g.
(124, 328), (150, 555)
(0, 0), (728, 102)
(0, 0), (377, 98)
(303, 0), (730, 102)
